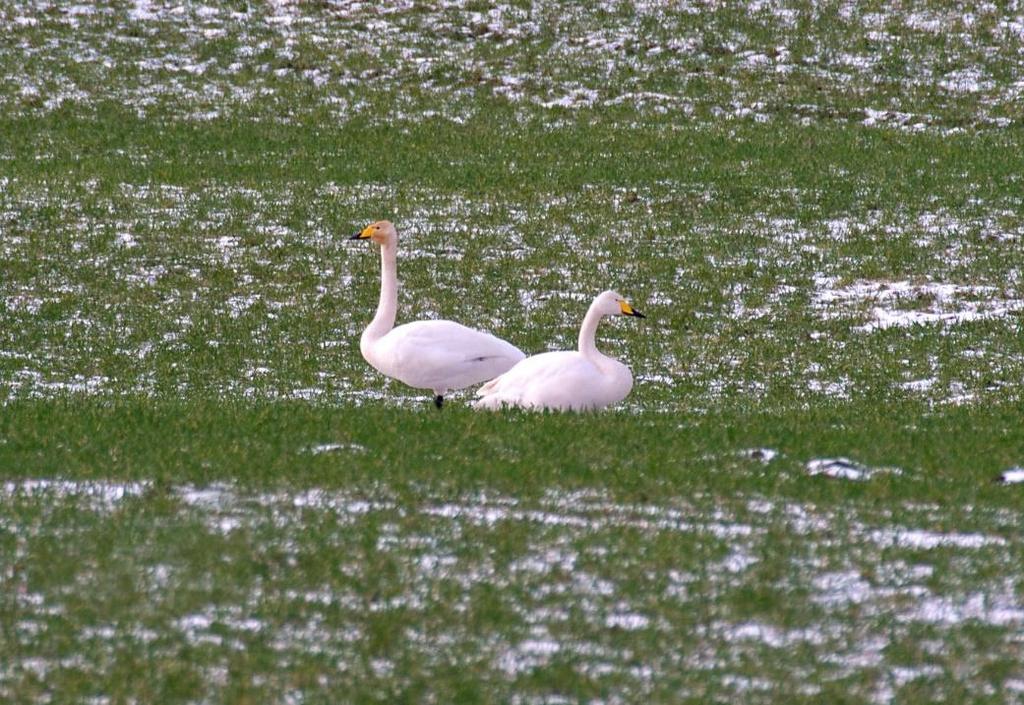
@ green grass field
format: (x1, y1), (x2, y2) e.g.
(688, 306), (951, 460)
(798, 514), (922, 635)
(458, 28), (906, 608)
(2, 1), (1024, 702)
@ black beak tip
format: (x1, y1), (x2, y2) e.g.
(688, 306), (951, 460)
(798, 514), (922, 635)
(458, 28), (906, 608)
(633, 310), (646, 319)
(349, 232), (363, 240)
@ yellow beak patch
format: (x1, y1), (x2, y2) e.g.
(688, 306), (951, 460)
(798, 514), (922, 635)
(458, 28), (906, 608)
(619, 300), (636, 316)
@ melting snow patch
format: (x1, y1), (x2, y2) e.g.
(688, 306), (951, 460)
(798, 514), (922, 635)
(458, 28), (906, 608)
(128, 0), (160, 22)
(1, 478), (151, 507)
(539, 87), (599, 109)
(858, 306), (1012, 332)
(811, 570), (874, 607)
(739, 448), (779, 463)
(939, 67), (992, 94)
(497, 637), (561, 675)
(869, 528), (1007, 550)
(176, 482), (238, 509)
(901, 378), (937, 392)
(905, 10), (946, 33)
(301, 442), (368, 455)
(807, 457), (876, 481)
(891, 664), (944, 686)
(724, 621), (828, 648)
(115, 231), (137, 248)
(225, 294), (260, 318)
(903, 591), (1024, 626)
(5, 475), (1024, 690)
(605, 612), (650, 630)
(813, 278), (1024, 332)
(862, 107), (928, 130)
(997, 467), (1024, 485)
(720, 546), (758, 573)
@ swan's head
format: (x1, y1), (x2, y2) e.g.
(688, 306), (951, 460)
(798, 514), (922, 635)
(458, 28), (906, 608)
(596, 290), (646, 318)
(350, 220), (398, 247)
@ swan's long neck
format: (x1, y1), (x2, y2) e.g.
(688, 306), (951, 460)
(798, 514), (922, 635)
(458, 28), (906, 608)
(363, 242), (398, 344)
(577, 300), (608, 362)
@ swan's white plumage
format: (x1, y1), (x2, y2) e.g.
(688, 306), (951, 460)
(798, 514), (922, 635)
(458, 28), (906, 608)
(352, 220), (525, 399)
(474, 290), (644, 412)
(363, 318), (526, 395)
(474, 350), (632, 411)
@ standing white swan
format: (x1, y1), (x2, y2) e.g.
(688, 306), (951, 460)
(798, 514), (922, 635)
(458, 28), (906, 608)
(473, 290), (645, 412)
(350, 220), (525, 408)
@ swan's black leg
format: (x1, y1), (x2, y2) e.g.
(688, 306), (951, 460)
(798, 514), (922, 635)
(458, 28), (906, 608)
(434, 395), (444, 409)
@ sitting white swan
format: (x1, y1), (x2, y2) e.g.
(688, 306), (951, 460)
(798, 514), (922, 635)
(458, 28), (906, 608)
(473, 290), (645, 412)
(351, 220), (525, 408)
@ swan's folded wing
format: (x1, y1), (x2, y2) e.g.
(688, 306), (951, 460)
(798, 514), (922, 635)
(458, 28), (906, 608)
(382, 320), (525, 391)
(474, 351), (602, 409)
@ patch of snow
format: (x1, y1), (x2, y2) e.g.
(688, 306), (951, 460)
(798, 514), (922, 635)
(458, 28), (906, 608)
(812, 570), (874, 607)
(302, 442), (368, 455)
(997, 467), (1024, 485)
(807, 457), (870, 481)
(869, 528), (1007, 550)
(901, 378), (937, 392)
(813, 278), (1024, 332)
(739, 448), (779, 463)
(940, 67), (993, 94)
(605, 611), (650, 630)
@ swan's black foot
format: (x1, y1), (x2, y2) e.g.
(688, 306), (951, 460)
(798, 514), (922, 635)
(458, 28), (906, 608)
(434, 395), (444, 409)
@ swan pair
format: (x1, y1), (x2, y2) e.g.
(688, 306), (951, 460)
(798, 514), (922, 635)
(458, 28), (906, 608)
(350, 220), (645, 411)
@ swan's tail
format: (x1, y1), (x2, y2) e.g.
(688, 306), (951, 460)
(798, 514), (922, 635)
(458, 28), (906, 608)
(476, 376), (502, 397)
(472, 373), (508, 409)
(471, 396), (500, 410)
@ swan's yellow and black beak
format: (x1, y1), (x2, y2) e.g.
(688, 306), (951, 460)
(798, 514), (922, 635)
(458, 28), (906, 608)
(350, 225), (373, 240)
(619, 300), (646, 318)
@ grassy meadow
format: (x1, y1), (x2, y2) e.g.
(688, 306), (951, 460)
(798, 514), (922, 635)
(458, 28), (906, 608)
(2, 1), (1024, 702)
